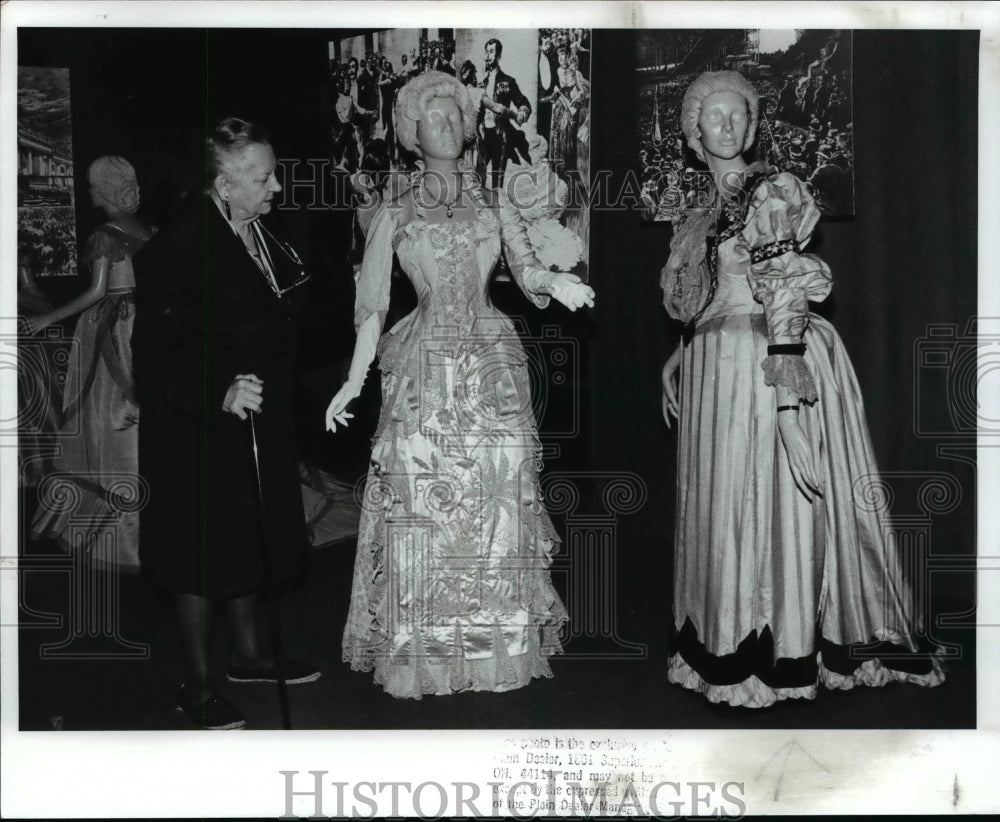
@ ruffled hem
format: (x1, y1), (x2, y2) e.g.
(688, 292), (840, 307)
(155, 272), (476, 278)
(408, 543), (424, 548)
(761, 353), (818, 402)
(668, 649), (945, 709)
(667, 653), (817, 708)
(345, 620), (564, 700)
(817, 650), (946, 690)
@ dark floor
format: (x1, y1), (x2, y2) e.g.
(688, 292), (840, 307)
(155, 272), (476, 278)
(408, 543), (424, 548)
(17, 525), (975, 732)
(16, 364), (977, 730)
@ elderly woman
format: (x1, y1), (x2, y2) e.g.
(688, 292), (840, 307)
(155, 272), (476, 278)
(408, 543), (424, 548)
(132, 117), (317, 730)
(326, 71), (594, 699)
(660, 71), (944, 707)
(29, 156), (154, 570)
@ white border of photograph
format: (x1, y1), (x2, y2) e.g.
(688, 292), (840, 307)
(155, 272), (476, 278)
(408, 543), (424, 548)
(1, 1), (997, 817)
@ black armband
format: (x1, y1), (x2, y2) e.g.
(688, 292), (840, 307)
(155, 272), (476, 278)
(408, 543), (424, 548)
(767, 343), (806, 356)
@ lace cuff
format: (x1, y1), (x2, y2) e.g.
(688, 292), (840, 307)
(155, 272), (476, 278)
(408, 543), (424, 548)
(761, 354), (818, 402)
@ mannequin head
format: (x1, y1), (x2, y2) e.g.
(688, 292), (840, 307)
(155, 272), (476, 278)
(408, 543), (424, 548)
(87, 156), (140, 215)
(680, 70), (759, 164)
(395, 70), (476, 158)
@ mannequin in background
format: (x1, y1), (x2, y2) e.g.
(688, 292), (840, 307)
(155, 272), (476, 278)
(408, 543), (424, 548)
(30, 156), (154, 572)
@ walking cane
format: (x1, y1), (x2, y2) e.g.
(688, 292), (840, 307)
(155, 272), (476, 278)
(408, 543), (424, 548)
(248, 411), (292, 730)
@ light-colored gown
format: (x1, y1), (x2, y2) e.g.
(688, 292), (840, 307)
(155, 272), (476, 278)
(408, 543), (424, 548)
(343, 180), (568, 699)
(667, 169), (944, 707)
(31, 223), (149, 571)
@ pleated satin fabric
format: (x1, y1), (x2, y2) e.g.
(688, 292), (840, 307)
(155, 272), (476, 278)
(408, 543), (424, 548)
(667, 171), (943, 705)
(674, 309), (917, 661)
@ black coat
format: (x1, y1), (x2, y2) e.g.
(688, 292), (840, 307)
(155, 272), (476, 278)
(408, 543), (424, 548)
(477, 66), (533, 174)
(356, 69), (378, 114)
(132, 200), (307, 597)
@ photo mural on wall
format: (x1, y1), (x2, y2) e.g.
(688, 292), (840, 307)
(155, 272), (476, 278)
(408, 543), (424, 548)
(17, 66), (78, 277)
(328, 27), (591, 280)
(637, 29), (854, 221)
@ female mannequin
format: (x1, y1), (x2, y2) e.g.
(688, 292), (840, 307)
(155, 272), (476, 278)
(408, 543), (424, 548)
(660, 71), (943, 708)
(30, 156), (154, 571)
(327, 71), (594, 699)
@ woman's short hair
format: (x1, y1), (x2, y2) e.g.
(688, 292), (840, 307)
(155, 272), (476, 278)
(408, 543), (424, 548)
(206, 116), (270, 187)
(680, 70), (759, 163)
(394, 70), (477, 155)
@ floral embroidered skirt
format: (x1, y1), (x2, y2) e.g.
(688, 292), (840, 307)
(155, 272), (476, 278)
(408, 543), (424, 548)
(343, 330), (567, 699)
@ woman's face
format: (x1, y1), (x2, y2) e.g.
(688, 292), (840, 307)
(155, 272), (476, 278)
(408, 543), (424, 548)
(415, 95), (464, 161)
(696, 91), (750, 161)
(218, 142), (281, 221)
(557, 49), (568, 68)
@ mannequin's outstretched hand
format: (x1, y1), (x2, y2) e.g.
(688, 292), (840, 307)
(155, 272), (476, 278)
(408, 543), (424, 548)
(777, 414), (822, 501)
(549, 273), (595, 312)
(325, 381), (362, 432)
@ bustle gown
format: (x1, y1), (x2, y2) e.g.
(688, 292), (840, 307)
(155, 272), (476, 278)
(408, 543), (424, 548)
(665, 169), (945, 707)
(343, 182), (568, 699)
(31, 223), (150, 572)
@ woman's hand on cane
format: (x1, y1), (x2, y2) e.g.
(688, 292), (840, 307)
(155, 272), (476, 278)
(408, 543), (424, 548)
(223, 374), (263, 420)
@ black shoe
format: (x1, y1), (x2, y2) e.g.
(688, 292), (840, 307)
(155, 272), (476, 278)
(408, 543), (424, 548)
(176, 684), (246, 730)
(226, 658), (321, 685)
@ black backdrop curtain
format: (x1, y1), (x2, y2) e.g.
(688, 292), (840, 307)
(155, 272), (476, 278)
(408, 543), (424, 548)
(18, 27), (978, 621)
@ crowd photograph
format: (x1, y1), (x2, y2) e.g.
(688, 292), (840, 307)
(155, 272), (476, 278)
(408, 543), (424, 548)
(638, 29), (854, 220)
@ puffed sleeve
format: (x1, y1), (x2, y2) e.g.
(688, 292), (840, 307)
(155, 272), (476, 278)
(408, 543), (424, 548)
(498, 188), (556, 308)
(81, 226), (128, 265)
(353, 202), (397, 332)
(738, 171), (832, 402)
